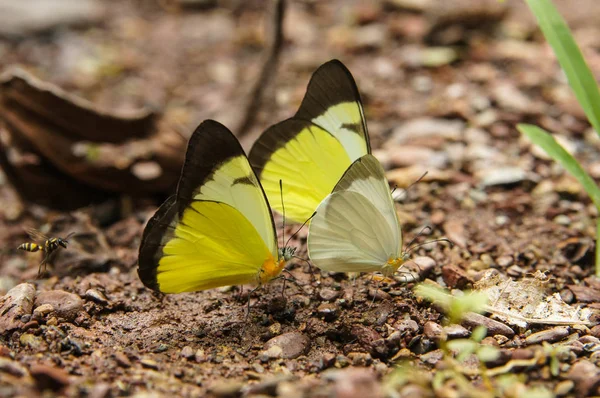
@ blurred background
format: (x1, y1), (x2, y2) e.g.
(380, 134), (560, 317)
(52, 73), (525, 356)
(0, 0), (599, 282)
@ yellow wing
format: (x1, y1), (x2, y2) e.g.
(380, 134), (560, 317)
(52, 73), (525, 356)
(249, 60), (370, 223)
(138, 120), (283, 293)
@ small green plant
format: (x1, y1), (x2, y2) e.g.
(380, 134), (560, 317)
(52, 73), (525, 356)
(407, 285), (499, 396)
(413, 284), (488, 324)
(518, 0), (600, 276)
(385, 285), (562, 396)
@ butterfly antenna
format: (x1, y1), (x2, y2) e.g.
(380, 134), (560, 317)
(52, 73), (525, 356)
(279, 180), (285, 250)
(406, 238), (454, 253)
(284, 212), (316, 249)
(394, 171), (428, 200)
(403, 226), (432, 252)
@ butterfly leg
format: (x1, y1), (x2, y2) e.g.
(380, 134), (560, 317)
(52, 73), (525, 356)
(234, 285), (244, 302)
(368, 278), (381, 309)
(243, 285), (262, 324)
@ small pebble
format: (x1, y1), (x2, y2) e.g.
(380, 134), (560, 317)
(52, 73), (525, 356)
(579, 336), (600, 346)
(114, 352), (131, 368)
(420, 349), (443, 365)
(35, 291), (83, 322)
(506, 265), (525, 277)
(195, 349), (206, 363)
(496, 255), (513, 267)
(140, 358), (159, 370)
(22, 320), (39, 332)
(525, 327), (570, 345)
(351, 325), (382, 351)
(441, 265), (471, 289)
(560, 289), (574, 303)
(444, 324), (470, 339)
(19, 333), (44, 350)
(348, 352), (372, 366)
(0, 357), (27, 377)
(180, 346), (194, 360)
(461, 313), (515, 337)
(33, 304), (55, 319)
(0, 283), (36, 333)
(317, 303), (339, 321)
(412, 256), (436, 277)
(424, 321), (443, 340)
(318, 288), (340, 302)
(367, 288), (391, 301)
(393, 319), (419, 334)
(209, 381), (244, 398)
(85, 289), (109, 305)
(30, 364), (70, 392)
(335, 355), (350, 368)
(262, 332), (310, 359)
(566, 360), (600, 396)
(386, 331), (402, 347)
(511, 348), (535, 360)
(326, 367), (381, 398)
(252, 363), (264, 373)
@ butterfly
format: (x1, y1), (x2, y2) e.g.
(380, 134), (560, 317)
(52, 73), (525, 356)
(138, 120), (294, 294)
(249, 59), (371, 224)
(307, 154), (408, 276)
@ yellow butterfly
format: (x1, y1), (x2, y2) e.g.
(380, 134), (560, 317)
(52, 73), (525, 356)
(138, 120), (294, 293)
(249, 60), (370, 224)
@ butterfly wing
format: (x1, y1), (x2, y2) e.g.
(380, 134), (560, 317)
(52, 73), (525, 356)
(307, 155), (401, 273)
(249, 60), (370, 223)
(138, 120), (279, 293)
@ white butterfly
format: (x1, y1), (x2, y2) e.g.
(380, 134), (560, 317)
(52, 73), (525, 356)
(308, 154), (408, 277)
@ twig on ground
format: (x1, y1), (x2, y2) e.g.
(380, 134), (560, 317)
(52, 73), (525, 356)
(236, 0), (286, 137)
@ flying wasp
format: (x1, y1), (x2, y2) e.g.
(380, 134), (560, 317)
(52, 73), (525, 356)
(18, 228), (74, 276)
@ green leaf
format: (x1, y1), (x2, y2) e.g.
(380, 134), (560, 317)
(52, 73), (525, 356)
(447, 339), (477, 353)
(518, 124), (600, 209)
(526, 0), (600, 136)
(414, 284), (451, 306)
(448, 292), (488, 324)
(471, 326), (488, 343)
(477, 345), (500, 362)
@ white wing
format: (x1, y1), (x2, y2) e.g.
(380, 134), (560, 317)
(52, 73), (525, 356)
(333, 154), (401, 241)
(307, 154), (402, 273)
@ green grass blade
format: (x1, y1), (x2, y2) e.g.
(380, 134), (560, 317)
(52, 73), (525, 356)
(518, 124), (600, 209)
(526, 0), (600, 136)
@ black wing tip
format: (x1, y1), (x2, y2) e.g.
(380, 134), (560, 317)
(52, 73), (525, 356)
(138, 196), (177, 293)
(177, 119), (246, 215)
(186, 119), (241, 158)
(316, 59), (351, 74)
